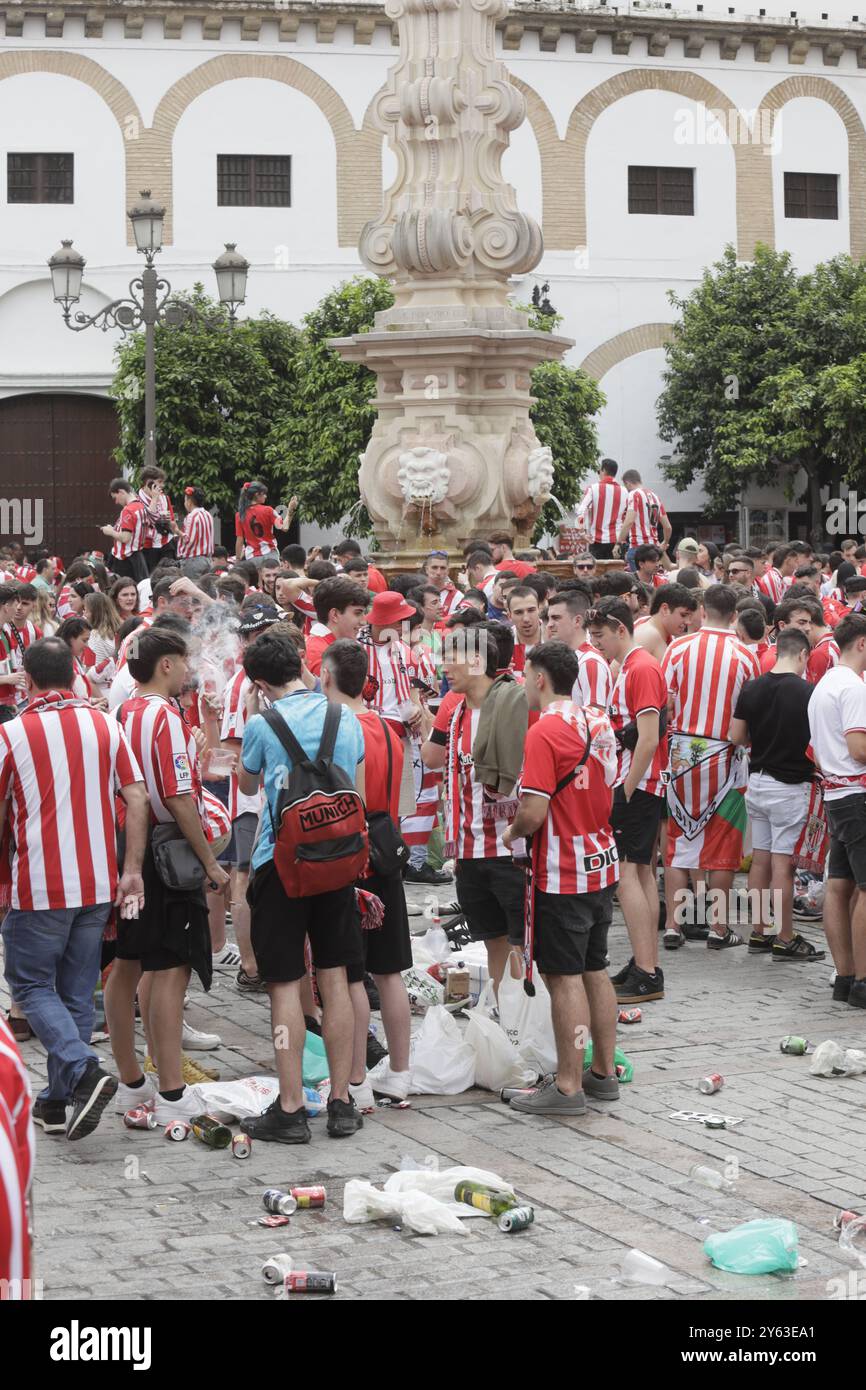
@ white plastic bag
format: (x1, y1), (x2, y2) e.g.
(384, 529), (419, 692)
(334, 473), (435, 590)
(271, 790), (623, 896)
(464, 1010), (536, 1092)
(195, 1076), (279, 1121)
(409, 1006), (476, 1094)
(343, 1180), (467, 1235)
(497, 950), (557, 1077)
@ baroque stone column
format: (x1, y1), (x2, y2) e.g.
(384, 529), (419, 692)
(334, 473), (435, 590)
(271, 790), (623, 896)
(330, 0), (571, 555)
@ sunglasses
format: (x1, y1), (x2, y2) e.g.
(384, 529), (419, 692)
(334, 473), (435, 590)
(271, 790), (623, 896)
(574, 562), (595, 571)
(427, 550), (449, 559)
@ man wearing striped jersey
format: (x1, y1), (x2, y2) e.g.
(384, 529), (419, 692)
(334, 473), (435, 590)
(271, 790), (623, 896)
(423, 550), (464, 619)
(661, 585), (760, 950)
(575, 458), (627, 560)
(503, 642), (620, 1116)
(544, 585), (612, 711)
(614, 469), (672, 568)
(102, 478), (148, 582)
(174, 487), (215, 560)
(756, 544), (798, 606)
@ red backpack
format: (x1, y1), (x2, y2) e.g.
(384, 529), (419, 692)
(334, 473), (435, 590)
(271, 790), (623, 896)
(262, 703), (368, 898)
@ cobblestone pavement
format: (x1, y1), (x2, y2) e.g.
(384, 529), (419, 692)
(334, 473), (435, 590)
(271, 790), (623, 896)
(4, 884), (865, 1302)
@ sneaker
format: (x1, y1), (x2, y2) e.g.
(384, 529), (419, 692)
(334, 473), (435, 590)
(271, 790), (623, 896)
(114, 1073), (158, 1114)
(833, 973), (855, 1003)
(89, 1029), (110, 1044)
(6, 1012), (32, 1043)
(212, 943), (242, 970)
(144, 1054), (220, 1084)
(610, 956), (635, 987)
(349, 1078), (375, 1112)
(236, 967), (268, 993)
(707, 928), (744, 950)
(366, 1031), (388, 1070)
(582, 1067), (620, 1101)
(682, 924), (710, 941)
(509, 1076), (587, 1116)
(182, 1020), (222, 1051)
(245, 1098), (311, 1144)
(615, 964), (664, 1003)
(748, 931), (774, 954)
(326, 1096), (363, 1137)
(771, 933), (826, 964)
(32, 1098), (67, 1133)
(66, 1062), (118, 1141)
(371, 1065), (411, 1102)
(403, 864), (453, 885)
(663, 928), (685, 950)
(792, 901), (823, 921)
(847, 978), (866, 1010)
(152, 1085), (206, 1126)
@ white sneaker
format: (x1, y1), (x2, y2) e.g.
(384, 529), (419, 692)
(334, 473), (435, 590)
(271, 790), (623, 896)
(371, 1065), (411, 1101)
(182, 1020), (222, 1051)
(212, 943), (242, 970)
(152, 1085), (206, 1126)
(349, 1078), (375, 1112)
(114, 1073), (158, 1114)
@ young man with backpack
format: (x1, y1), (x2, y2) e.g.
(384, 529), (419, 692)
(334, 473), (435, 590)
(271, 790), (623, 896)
(321, 639), (413, 1104)
(238, 631), (367, 1142)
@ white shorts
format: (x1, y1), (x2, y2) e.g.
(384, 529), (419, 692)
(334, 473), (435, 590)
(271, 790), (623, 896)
(745, 771), (811, 857)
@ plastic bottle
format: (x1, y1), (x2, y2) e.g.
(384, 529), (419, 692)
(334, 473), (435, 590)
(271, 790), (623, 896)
(689, 1163), (735, 1193)
(839, 1213), (866, 1269)
(423, 922), (450, 963)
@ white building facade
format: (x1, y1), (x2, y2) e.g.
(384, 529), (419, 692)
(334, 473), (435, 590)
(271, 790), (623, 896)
(0, 0), (864, 556)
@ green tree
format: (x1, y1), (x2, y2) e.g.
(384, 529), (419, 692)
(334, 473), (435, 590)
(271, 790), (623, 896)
(111, 287), (300, 512)
(657, 246), (866, 531)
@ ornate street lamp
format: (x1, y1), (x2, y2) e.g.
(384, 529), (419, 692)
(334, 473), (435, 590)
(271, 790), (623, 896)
(48, 191), (249, 471)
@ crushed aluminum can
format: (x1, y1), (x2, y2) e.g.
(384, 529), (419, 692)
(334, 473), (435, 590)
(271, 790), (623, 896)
(498, 1206), (535, 1233)
(232, 1133), (252, 1159)
(780, 1036), (813, 1056)
(256, 1214), (291, 1228)
(698, 1073), (724, 1095)
(704, 1114), (727, 1130)
(617, 1008), (642, 1024)
(834, 1209), (862, 1231)
(124, 1107), (157, 1130)
(291, 1186), (326, 1209)
(283, 1270), (337, 1294)
(164, 1121), (190, 1142)
(261, 1254), (294, 1285)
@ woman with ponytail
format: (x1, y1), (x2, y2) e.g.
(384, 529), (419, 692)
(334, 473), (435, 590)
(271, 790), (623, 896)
(234, 481), (298, 563)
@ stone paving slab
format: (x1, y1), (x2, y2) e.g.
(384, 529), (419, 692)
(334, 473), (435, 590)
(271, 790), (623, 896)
(4, 881), (866, 1301)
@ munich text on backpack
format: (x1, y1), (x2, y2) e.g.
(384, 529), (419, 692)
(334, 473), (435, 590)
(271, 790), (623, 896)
(262, 703), (368, 898)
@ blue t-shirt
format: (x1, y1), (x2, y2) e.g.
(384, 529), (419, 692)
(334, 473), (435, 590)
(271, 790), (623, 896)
(241, 690), (365, 873)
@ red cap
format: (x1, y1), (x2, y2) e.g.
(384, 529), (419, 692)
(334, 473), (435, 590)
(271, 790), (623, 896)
(368, 590), (416, 628)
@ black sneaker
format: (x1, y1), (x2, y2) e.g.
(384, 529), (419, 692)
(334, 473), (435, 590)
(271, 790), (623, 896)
(748, 931), (774, 954)
(366, 1030), (388, 1070)
(403, 864), (453, 885)
(245, 1099), (311, 1144)
(326, 1096), (363, 1138)
(610, 956), (635, 987)
(682, 924), (710, 941)
(32, 1098), (67, 1133)
(304, 1014), (323, 1037)
(66, 1062), (118, 1141)
(236, 967), (268, 993)
(663, 928), (685, 950)
(615, 964), (664, 1003)
(771, 933), (826, 964)
(707, 928), (744, 951)
(833, 974), (855, 1003)
(848, 978), (866, 1010)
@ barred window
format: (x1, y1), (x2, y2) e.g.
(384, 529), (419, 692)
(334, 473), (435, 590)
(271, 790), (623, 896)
(784, 172), (838, 221)
(7, 153), (73, 204)
(217, 155), (291, 208)
(628, 165), (694, 216)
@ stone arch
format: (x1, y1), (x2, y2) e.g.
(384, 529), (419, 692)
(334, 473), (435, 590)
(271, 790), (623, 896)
(579, 323), (674, 381)
(509, 76), (569, 251)
(151, 55), (382, 247)
(757, 76), (866, 260)
(0, 52), (143, 241)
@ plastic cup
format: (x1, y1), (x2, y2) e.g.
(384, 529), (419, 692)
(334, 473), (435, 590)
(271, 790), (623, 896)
(620, 1248), (673, 1286)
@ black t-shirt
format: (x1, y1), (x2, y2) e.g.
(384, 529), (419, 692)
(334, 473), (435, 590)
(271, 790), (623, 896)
(733, 671), (814, 784)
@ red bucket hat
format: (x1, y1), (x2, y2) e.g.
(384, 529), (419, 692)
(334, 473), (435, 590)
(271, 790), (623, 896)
(368, 591), (417, 627)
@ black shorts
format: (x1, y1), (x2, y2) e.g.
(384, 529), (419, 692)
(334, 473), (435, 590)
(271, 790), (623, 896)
(590, 543), (615, 560)
(826, 793), (866, 887)
(611, 786), (663, 864)
(361, 867), (412, 976)
(115, 846), (205, 975)
(534, 886), (614, 976)
(247, 859), (363, 984)
(456, 856), (525, 945)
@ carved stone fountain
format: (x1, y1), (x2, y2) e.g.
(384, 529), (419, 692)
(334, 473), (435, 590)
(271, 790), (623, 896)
(330, 0), (572, 560)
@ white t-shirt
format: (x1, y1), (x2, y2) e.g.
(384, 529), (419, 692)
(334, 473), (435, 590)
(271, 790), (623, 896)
(807, 665), (866, 800)
(108, 663), (137, 711)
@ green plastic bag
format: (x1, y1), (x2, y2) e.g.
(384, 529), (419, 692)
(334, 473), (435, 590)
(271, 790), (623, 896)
(302, 1030), (330, 1087)
(584, 1042), (633, 1083)
(704, 1219), (799, 1274)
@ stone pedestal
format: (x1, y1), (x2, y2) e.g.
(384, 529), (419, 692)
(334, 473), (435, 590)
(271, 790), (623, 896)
(330, 0), (572, 557)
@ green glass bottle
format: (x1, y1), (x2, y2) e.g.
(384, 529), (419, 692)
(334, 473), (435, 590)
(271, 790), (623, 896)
(454, 1181), (516, 1217)
(190, 1114), (232, 1149)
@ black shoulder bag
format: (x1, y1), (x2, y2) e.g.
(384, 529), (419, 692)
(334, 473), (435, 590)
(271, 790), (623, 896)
(367, 715), (410, 877)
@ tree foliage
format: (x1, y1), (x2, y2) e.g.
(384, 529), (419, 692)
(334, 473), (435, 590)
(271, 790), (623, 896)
(657, 246), (866, 524)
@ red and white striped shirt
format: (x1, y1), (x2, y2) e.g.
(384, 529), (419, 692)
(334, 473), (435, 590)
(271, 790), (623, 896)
(661, 627), (760, 740)
(444, 701), (513, 860)
(439, 586), (464, 619)
(140, 490), (174, 551)
(574, 640), (612, 711)
(118, 693), (203, 825)
(607, 646), (667, 795)
(111, 499), (147, 560)
(626, 487), (667, 547)
(220, 666), (263, 819)
(0, 623), (41, 710)
(177, 506), (214, 560)
(361, 634), (414, 732)
(576, 476), (627, 544)
(807, 632), (840, 686)
(757, 566), (786, 606)
(13, 564), (36, 584)
(0, 1016), (33, 1296)
(0, 691), (142, 910)
(521, 701), (619, 895)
